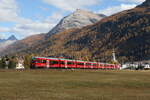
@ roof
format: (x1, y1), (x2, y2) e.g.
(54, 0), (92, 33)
(33, 57), (114, 65)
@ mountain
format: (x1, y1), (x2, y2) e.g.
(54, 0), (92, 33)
(0, 35), (18, 52)
(1, 0), (150, 62)
(138, 0), (150, 7)
(26, 0), (150, 62)
(0, 35), (17, 43)
(46, 9), (106, 37)
(0, 10), (106, 56)
(0, 34), (45, 56)
(7, 35), (17, 41)
(0, 38), (5, 43)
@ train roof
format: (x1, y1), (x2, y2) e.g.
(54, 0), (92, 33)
(34, 57), (84, 62)
(33, 57), (115, 65)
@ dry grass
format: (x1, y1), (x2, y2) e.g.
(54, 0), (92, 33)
(0, 70), (150, 100)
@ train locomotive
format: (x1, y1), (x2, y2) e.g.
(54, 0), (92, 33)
(31, 57), (120, 69)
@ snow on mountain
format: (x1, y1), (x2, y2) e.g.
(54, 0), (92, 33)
(47, 9), (106, 37)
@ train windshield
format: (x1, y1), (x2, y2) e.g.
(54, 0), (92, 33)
(32, 58), (36, 63)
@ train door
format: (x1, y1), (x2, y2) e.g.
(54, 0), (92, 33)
(60, 60), (65, 68)
(46, 60), (49, 68)
(65, 60), (68, 69)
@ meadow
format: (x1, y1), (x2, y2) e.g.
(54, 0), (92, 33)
(0, 70), (150, 100)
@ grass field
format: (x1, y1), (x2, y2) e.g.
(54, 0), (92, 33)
(0, 70), (150, 100)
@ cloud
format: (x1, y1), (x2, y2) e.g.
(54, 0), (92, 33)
(0, 0), (34, 24)
(0, 0), (65, 39)
(42, 0), (100, 11)
(45, 12), (63, 23)
(0, 27), (10, 33)
(0, 0), (19, 22)
(99, 4), (136, 16)
(1, 0), (144, 39)
(13, 12), (63, 38)
(0, 12), (64, 38)
(40, 7), (49, 11)
(0, 22), (54, 38)
(118, 0), (145, 3)
(11, 22), (54, 37)
(0, 33), (5, 39)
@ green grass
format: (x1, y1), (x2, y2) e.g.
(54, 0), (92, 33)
(0, 70), (150, 100)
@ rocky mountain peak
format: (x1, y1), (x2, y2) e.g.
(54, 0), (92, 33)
(73, 9), (102, 17)
(7, 35), (17, 41)
(0, 37), (5, 42)
(137, 0), (150, 7)
(46, 9), (106, 37)
(0, 35), (18, 51)
(71, 9), (105, 21)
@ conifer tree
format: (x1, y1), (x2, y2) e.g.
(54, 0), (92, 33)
(0, 57), (6, 69)
(8, 56), (17, 69)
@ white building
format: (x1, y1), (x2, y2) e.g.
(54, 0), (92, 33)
(121, 63), (138, 70)
(143, 64), (150, 69)
(16, 59), (25, 69)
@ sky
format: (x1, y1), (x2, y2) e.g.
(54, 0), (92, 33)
(0, 0), (145, 39)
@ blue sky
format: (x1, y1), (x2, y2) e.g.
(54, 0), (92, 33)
(0, 0), (145, 39)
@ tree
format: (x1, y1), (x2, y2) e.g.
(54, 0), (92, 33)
(8, 56), (17, 69)
(24, 54), (33, 69)
(0, 57), (6, 69)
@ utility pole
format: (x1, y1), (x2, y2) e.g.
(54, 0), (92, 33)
(112, 49), (118, 64)
(112, 49), (117, 62)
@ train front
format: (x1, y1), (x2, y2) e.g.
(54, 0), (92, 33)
(31, 57), (36, 69)
(31, 57), (47, 69)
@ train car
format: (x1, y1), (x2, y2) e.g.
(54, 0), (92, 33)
(31, 57), (47, 68)
(31, 57), (120, 70)
(76, 60), (85, 69)
(66, 59), (76, 69)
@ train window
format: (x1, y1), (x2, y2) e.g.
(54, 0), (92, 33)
(77, 63), (84, 66)
(93, 64), (97, 66)
(42, 60), (46, 63)
(32, 60), (36, 63)
(86, 63), (91, 66)
(67, 62), (74, 65)
(50, 60), (59, 65)
(100, 64), (103, 67)
(36, 59), (46, 63)
(36, 59), (41, 63)
(60, 61), (65, 65)
(111, 65), (114, 67)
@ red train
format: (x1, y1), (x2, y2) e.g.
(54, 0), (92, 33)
(31, 57), (120, 69)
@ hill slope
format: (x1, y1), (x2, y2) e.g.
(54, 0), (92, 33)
(1, 0), (150, 62)
(1, 34), (45, 55)
(29, 1), (150, 62)
(0, 10), (105, 56)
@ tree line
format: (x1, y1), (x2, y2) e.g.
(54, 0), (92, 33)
(0, 54), (33, 69)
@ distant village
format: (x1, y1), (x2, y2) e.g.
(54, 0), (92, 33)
(121, 61), (150, 70)
(0, 57), (25, 70)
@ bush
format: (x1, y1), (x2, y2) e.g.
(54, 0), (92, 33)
(8, 59), (17, 69)
(24, 54), (33, 69)
(0, 58), (6, 69)
(0, 59), (5, 69)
